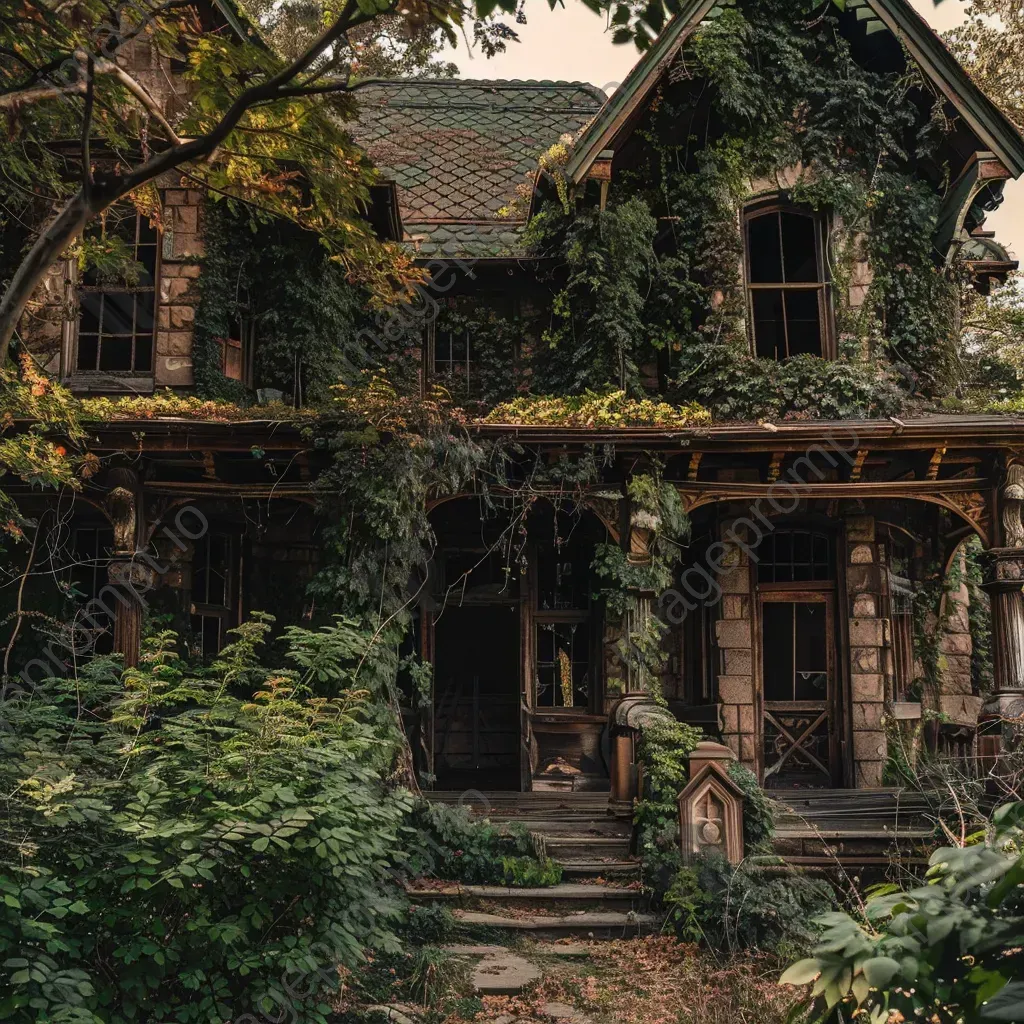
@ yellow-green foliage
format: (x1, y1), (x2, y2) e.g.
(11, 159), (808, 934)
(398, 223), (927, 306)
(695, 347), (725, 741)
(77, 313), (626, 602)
(483, 390), (711, 428)
(79, 391), (313, 423)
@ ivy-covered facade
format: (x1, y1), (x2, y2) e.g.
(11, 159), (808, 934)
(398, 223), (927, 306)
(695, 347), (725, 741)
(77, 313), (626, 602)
(11, 0), (1024, 808)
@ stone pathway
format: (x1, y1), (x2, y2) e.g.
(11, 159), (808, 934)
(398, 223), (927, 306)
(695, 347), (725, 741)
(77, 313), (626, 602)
(469, 951), (542, 996)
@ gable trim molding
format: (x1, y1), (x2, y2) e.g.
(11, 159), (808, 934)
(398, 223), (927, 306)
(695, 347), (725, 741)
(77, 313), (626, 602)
(566, 0), (1024, 187)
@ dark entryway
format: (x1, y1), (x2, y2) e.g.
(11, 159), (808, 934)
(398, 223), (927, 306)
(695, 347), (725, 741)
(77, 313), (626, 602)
(433, 604), (521, 790)
(756, 526), (839, 789)
(761, 595), (836, 788)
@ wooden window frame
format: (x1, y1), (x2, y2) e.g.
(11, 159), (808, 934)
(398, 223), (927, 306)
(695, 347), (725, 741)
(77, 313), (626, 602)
(189, 532), (237, 657)
(743, 200), (834, 360)
(757, 588), (839, 786)
(528, 544), (601, 714)
(68, 208), (161, 384)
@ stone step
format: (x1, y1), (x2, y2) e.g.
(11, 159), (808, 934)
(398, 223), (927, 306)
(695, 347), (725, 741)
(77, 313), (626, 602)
(557, 859), (641, 881)
(543, 837), (632, 860)
(497, 817), (630, 837)
(408, 881), (646, 913)
(454, 908), (657, 939)
(468, 950), (542, 995)
(428, 792), (611, 812)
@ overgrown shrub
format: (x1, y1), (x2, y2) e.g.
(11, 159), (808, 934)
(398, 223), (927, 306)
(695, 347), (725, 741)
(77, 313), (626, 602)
(0, 616), (411, 1023)
(672, 346), (908, 422)
(781, 801), (1024, 1024)
(728, 760), (777, 851)
(406, 801), (562, 887)
(634, 716), (703, 889)
(664, 853), (836, 954)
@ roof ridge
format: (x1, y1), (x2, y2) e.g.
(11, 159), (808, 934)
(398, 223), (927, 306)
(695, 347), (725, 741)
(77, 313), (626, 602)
(352, 78), (607, 106)
(354, 78), (604, 89)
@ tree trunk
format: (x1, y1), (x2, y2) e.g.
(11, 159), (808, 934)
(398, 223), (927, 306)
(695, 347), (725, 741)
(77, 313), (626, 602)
(0, 191), (92, 350)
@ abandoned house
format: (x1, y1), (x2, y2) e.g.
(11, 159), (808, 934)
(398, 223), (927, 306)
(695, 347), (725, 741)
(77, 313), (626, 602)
(8, 0), (1024, 863)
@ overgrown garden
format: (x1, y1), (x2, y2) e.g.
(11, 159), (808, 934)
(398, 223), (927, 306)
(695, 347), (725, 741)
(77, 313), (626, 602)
(3, 0), (1024, 1021)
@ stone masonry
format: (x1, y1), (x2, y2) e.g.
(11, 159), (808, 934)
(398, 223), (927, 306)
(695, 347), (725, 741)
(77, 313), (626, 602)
(847, 515), (887, 787)
(933, 548), (981, 726)
(715, 517), (756, 771)
(154, 184), (203, 388)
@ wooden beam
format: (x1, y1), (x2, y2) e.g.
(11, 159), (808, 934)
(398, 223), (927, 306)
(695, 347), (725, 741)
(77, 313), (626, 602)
(927, 446), (947, 481)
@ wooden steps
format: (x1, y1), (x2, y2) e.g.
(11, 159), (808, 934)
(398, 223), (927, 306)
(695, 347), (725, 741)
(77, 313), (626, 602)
(770, 788), (936, 867)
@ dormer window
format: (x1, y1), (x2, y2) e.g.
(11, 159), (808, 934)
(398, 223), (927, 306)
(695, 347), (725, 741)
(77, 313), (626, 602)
(745, 204), (830, 359)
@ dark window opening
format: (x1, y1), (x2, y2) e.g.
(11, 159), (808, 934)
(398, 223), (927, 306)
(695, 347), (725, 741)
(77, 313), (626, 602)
(882, 532), (919, 701)
(218, 312), (255, 385)
(746, 207), (828, 359)
(189, 533), (234, 658)
(71, 527), (115, 655)
(756, 529), (832, 584)
(76, 208), (158, 374)
(433, 327), (477, 396)
(762, 601), (829, 701)
(680, 599), (716, 705)
(530, 506), (601, 711)
(536, 620), (591, 709)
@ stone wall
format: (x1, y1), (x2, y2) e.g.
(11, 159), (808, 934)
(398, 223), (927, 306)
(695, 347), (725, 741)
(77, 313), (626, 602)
(933, 549), (982, 726)
(715, 517), (757, 771)
(155, 185), (204, 387)
(846, 514), (887, 787)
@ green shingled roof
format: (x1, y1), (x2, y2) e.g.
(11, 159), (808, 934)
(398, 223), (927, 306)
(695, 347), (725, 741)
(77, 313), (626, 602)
(351, 79), (605, 259)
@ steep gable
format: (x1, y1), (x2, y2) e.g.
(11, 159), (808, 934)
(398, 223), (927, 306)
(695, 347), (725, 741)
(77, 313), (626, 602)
(566, 0), (1024, 186)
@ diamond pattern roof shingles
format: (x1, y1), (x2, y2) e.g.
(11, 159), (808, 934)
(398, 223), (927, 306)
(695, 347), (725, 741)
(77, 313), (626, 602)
(351, 80), (605, 258)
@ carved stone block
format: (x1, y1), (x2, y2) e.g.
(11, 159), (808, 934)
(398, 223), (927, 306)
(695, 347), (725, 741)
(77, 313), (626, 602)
(678, 752), (744, 866)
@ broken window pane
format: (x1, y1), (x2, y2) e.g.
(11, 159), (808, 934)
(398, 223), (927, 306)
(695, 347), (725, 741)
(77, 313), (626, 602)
(536, 621), (590, 708)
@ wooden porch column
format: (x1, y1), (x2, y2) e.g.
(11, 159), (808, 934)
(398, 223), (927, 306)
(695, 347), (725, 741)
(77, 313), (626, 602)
(624, 493), (657, 696)
(623, 586), (656, 695)
(982, 552), (1024, 751)
(981, 464), (1024, 755)
(105, 468), (145, 669)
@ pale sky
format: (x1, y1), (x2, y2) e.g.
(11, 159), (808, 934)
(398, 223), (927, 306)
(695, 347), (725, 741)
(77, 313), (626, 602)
(452, 0), (1022, 258)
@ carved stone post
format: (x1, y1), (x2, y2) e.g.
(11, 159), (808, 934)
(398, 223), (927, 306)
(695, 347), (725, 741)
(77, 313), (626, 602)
(678, 740), (744, 865)
(982, 464), (1024, 753)
(105, 468), (144, 668)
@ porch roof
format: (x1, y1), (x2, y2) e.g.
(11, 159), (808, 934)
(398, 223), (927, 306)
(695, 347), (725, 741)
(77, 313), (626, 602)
(471, 413), (1024, 452)
(38, 412), (1024, 454)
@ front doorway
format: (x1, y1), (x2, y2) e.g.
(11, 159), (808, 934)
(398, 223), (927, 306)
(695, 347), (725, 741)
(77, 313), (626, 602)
(756, 528), (839, 788)
(433, 603), (521, 790)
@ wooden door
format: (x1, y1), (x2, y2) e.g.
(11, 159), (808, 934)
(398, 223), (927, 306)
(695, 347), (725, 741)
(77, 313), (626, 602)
(759, 591), (838, 788)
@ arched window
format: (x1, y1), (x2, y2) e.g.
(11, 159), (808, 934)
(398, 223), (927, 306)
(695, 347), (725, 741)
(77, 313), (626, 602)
(744, 204), (830, 360)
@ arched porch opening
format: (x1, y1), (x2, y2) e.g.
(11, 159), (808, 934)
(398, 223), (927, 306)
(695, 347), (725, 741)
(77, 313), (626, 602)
(423, 495), (611, 791)
(658, 494), (990, 791)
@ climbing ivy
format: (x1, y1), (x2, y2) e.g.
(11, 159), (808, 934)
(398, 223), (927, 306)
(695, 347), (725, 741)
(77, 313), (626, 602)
(193, 202), (375, 405)
(522, 0), (972, 415)
(592, 467), (691, 696)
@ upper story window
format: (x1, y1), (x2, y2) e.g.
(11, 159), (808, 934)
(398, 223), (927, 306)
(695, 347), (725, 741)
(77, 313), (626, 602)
(745, 204), (830, 360)
(433, 325), (477, 396)
(76, 207), (158, 375)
